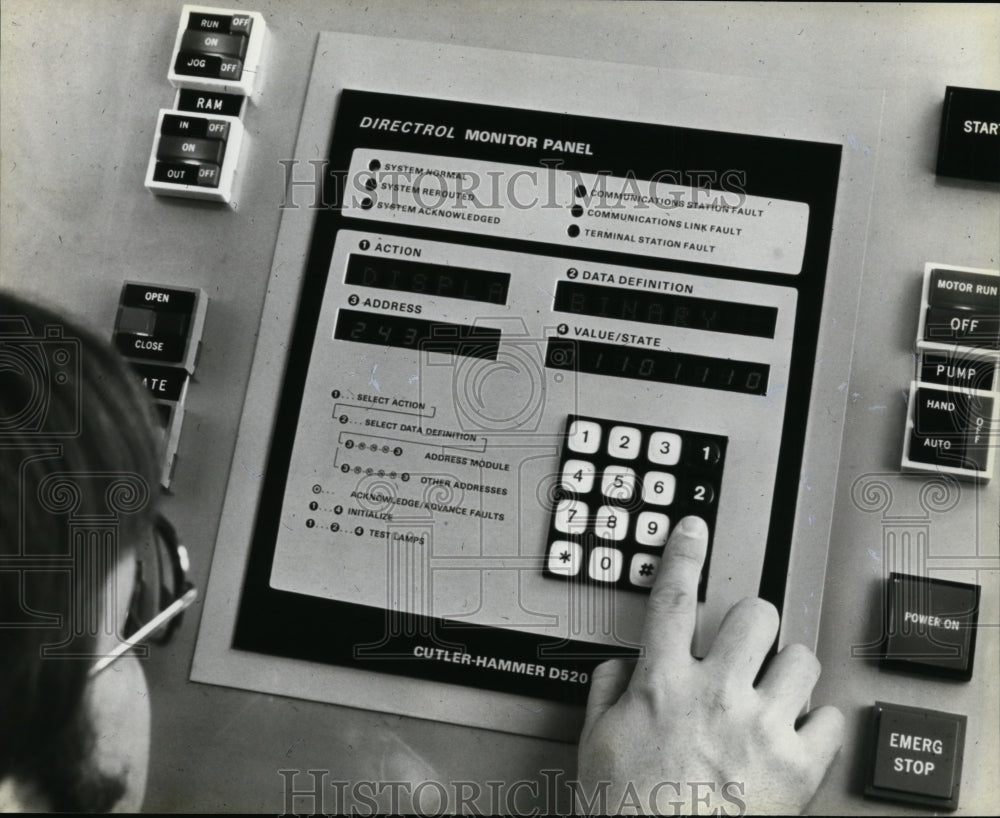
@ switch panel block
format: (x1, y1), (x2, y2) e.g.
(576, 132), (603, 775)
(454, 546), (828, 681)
(901, 381), (997, 480)
(113, 281), (208, 374)
(145, 108), (244, 203)
(904, 263), (999, 481)
(167, 5), (267, 98)
(917, 264), (1000, 359)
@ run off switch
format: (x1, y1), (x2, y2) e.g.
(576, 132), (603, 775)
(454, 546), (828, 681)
(145, 109), (244, 203)
(865, 702), (966, 811)
(113, 282), (208, 374)
(168, 5), (266, 98)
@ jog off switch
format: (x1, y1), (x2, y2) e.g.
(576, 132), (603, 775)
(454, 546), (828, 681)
(167, 6), (267, 98)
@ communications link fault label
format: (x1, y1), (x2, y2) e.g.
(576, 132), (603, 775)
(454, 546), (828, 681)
(234, 90), (841, 702)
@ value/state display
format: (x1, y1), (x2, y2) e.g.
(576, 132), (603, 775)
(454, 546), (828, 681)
(226, 88), (841, 705)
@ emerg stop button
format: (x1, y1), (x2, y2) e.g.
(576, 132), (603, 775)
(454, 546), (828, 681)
(865, 701), (966, 810)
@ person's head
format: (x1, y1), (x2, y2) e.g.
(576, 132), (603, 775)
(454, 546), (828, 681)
(0, 290), (161, 811)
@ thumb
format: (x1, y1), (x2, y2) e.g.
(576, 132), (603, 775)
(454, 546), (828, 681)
(583, 658), (634, 727)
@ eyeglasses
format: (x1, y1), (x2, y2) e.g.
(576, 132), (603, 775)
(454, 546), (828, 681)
(89, 515), (197, 676)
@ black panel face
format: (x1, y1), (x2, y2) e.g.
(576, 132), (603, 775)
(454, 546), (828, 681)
(232, 90), (841, 702)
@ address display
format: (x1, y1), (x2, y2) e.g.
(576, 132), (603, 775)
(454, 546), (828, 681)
(345, 254), (511, 304)
(554, 280), (778, 338)
(545, 338), (770, 395)
(333, 308), (501, 360)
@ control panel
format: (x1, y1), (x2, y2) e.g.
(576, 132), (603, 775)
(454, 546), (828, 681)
(4, 5), (997, 815)
(146, 5), (266, 203)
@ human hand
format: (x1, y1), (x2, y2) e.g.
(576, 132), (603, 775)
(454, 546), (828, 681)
(576, 516), (844, 815)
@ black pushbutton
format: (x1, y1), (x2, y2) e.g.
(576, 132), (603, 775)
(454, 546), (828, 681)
(927, 268), (1000, 312)
(882, 572), (981, 680)
(936, 86), (1000, 183)
(157, 135), (225, 164)
(180, 29), (248, 60)
(117, 305), (157, 336)
(187, 11), (253, 36)
(161, 114), (230, 142)
(114, 284), (197, 365)
(174, 52), (243, 81)
(153, 161), (200, 186)
(924, 306), (1000, 349)
(920, 351), (998, 392)
(194, 164), (221, 188)
(908, 387), (995, 471)
(865, 701), (966, 810)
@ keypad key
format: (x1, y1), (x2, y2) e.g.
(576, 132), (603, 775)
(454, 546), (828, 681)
(642, 471), (676, 505)
(594, 505), (628, 541)
(687, 438), (723, 467)
(601, 466), (636, 501)
(588, 547), (623, 582)
(554, 498), (588, 534)
(544, 414), (726, 596)
(635, 511), (670, 546)
(648, 431), (682, 465)
(629, 554), (661, 587)
(547, 541), (583, 576)
(608, 425), (642, 459)
(688, 480), (716, 506)
(561, 459), (596, 493)
(568, 419), (601, 453)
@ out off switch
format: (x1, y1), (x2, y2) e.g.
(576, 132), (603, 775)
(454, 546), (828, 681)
(145, 109), (244, 203)
(168, 6), (266, 98)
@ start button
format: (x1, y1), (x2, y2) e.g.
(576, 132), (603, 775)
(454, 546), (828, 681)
(865, 701), (966, 810)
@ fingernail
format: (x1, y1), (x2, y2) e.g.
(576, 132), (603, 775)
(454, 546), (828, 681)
(677, 516), (707, 536)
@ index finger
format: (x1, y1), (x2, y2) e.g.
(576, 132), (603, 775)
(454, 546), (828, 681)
(638, 515), (709, 665)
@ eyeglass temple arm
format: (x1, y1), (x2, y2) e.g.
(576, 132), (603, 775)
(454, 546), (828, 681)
(89, 586), (198, 677)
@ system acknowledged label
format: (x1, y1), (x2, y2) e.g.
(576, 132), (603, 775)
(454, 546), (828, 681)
(345, 149), (809, 275)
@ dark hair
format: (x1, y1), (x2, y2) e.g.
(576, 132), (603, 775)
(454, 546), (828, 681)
(0, 291), (161, 811)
